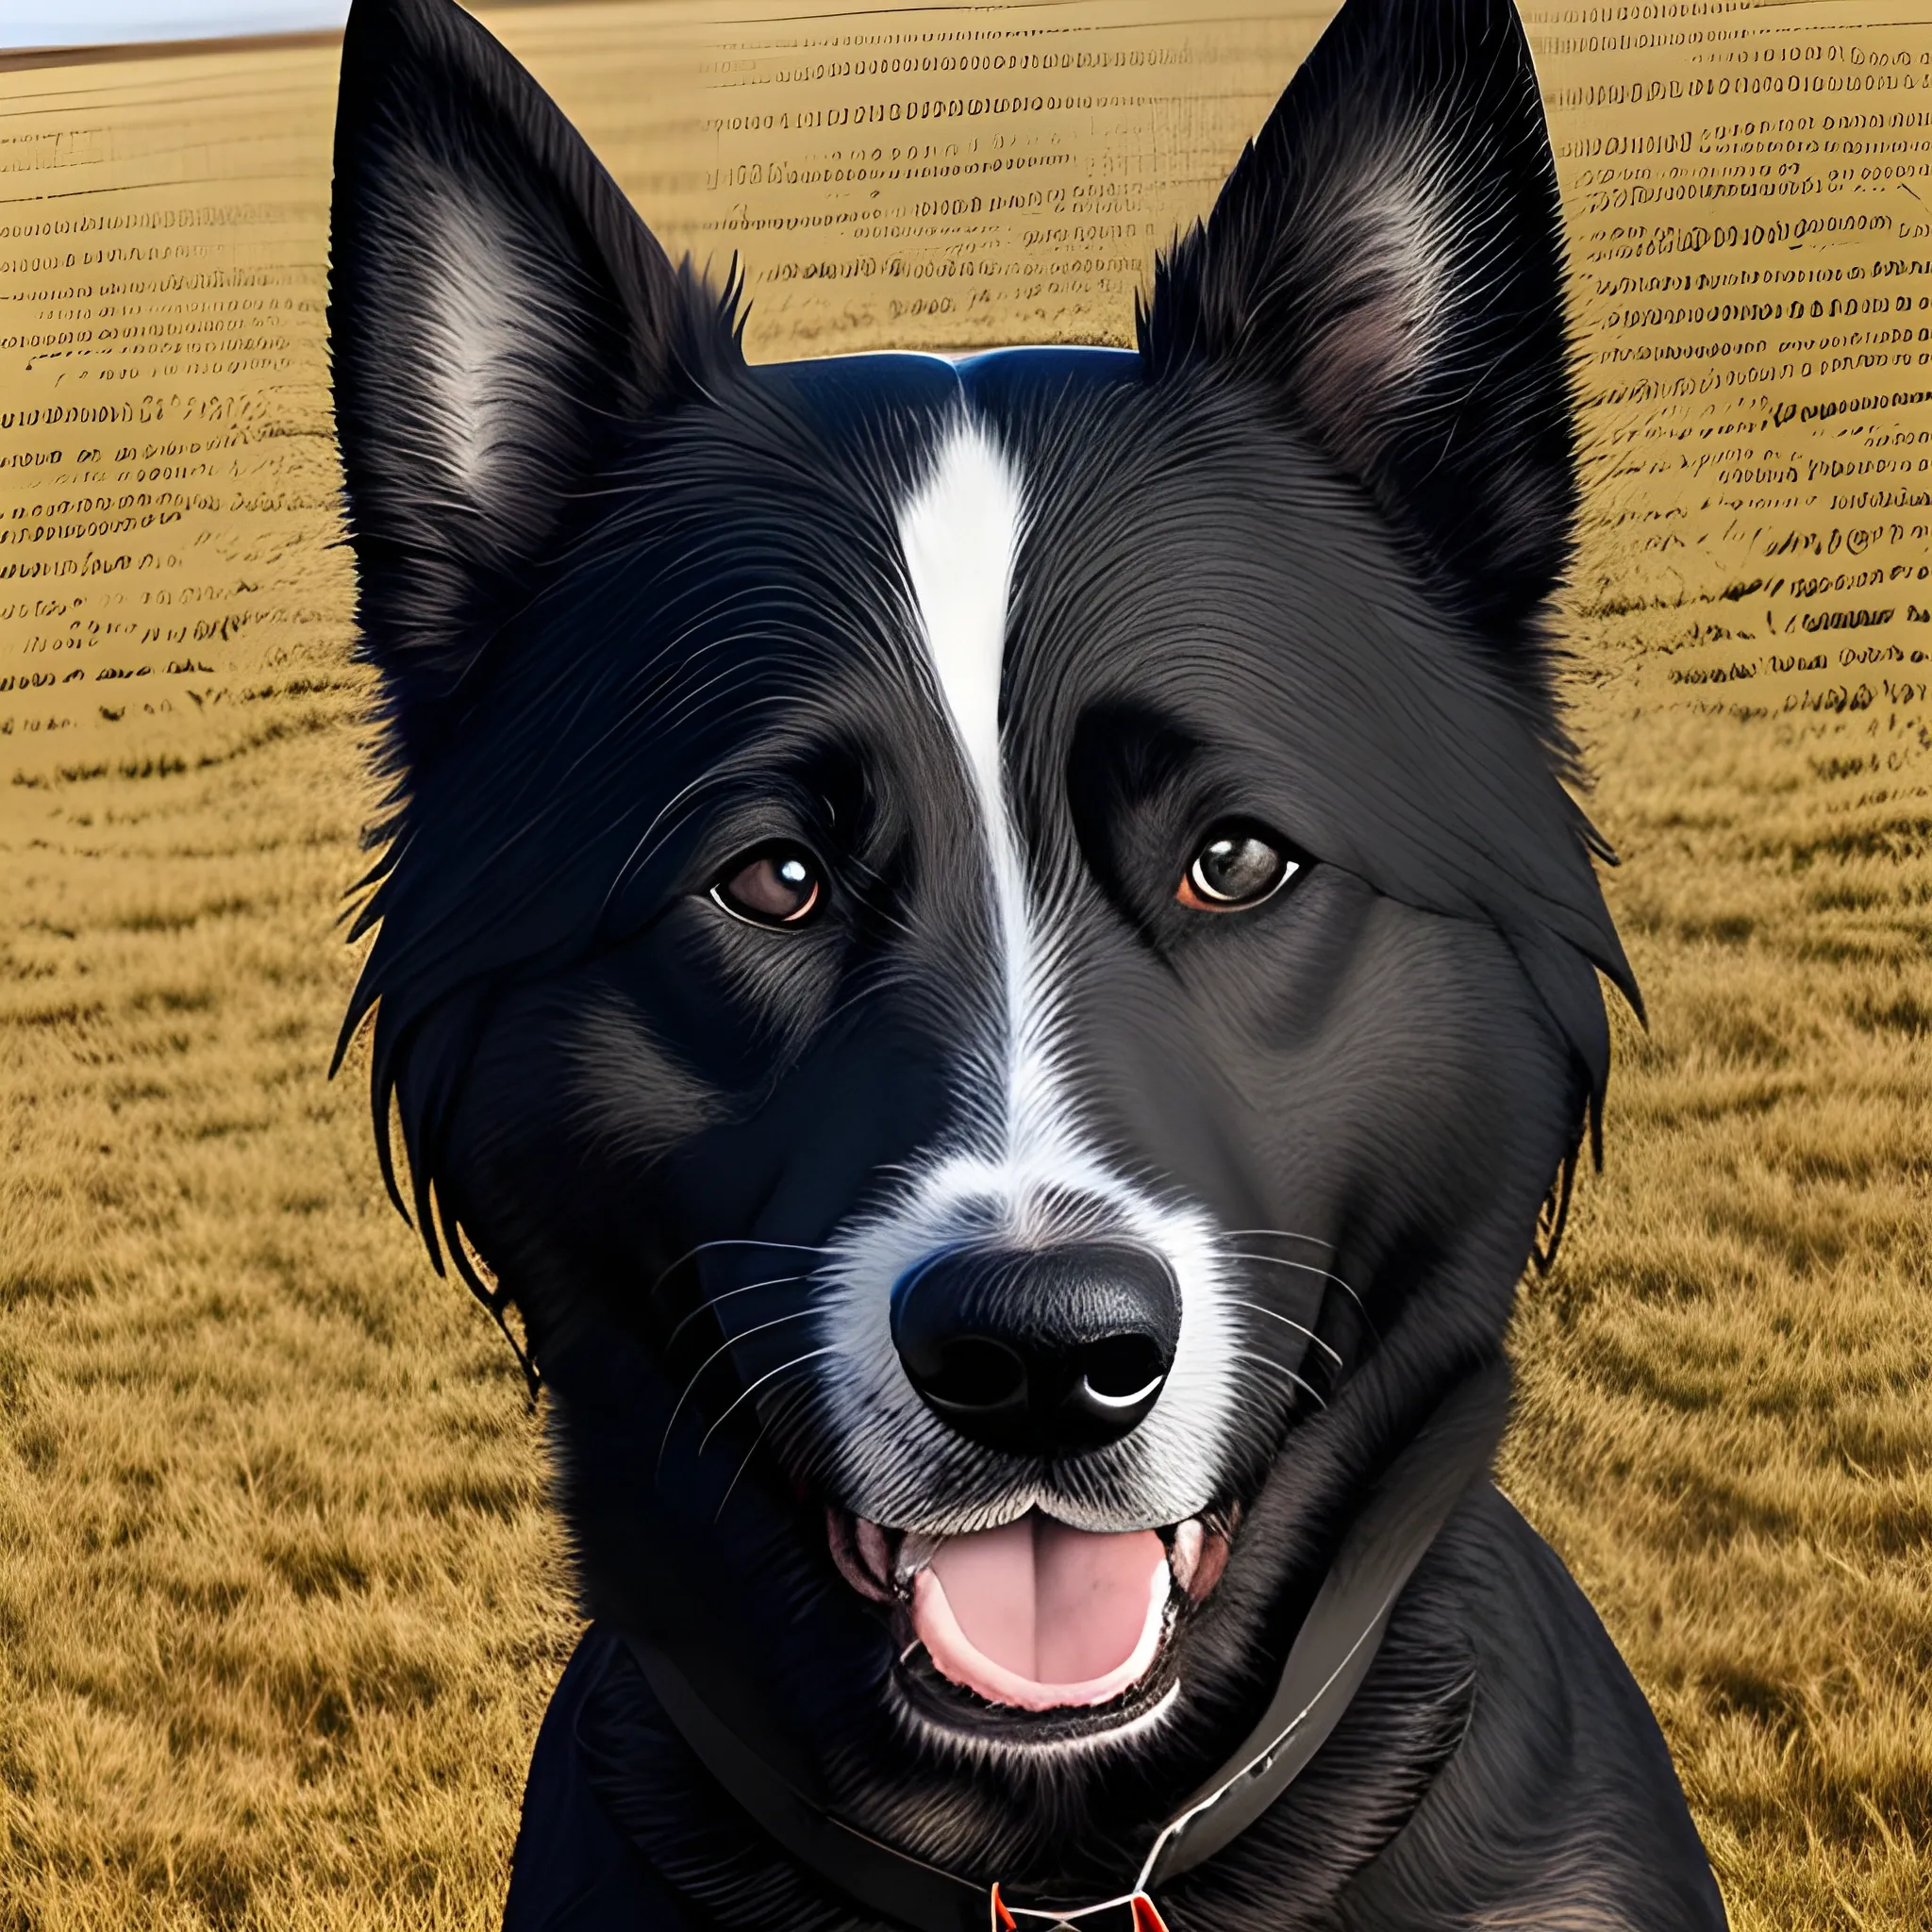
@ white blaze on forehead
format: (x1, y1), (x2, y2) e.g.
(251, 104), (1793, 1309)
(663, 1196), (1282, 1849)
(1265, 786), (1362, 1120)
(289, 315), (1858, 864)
(896, 413), (1024, 816)
(808, 406), (1240, 1532)
(896, 411), (1058, 1153)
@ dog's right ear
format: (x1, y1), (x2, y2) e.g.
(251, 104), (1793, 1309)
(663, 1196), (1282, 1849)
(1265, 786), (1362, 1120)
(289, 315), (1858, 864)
(329, 0), (739, 769)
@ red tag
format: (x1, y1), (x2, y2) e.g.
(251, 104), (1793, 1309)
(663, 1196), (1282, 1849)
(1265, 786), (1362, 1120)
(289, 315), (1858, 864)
(987, 1888), (1168, 1931)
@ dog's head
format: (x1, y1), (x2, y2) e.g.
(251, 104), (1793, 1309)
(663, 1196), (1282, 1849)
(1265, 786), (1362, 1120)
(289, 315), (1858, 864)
(330, 0), (1633, 1879)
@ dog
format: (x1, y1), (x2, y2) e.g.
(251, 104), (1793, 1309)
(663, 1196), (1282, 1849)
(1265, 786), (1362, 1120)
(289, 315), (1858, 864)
(327, 0), (1730, 1924)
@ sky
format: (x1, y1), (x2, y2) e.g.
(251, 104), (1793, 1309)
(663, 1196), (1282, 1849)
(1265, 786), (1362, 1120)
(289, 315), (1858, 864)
(1, 2), (350, 50)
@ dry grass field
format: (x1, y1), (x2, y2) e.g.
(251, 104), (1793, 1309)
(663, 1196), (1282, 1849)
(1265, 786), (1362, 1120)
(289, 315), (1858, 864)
(5, 649), (1929, 1932)
(0, 683), (578, 1932)
(1, 8), (1929, 1931)
(1503, 699), (1932, 1930)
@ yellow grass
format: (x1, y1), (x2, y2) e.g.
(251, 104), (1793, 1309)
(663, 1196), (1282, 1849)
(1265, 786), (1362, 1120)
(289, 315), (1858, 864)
(1503, 701), (1932, 1931)
(0, 703), (577, 1931)
(6, 656), (1929, 1931)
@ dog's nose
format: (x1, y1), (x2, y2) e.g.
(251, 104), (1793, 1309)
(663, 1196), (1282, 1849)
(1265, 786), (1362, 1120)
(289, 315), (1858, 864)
(891, 1243), (1180, 1456)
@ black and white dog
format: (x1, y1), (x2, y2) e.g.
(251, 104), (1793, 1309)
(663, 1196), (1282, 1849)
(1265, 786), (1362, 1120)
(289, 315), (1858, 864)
(328, 0), (1728, 1924)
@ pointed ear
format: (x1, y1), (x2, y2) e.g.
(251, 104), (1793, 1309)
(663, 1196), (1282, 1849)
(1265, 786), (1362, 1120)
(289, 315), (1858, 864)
(1141, 0), (1572, 670)
(328, 0), (741, 767)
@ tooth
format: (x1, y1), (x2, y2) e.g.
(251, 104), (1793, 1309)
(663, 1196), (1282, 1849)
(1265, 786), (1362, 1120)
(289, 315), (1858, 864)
(895, 1530), (943, 1583)
(1189, 1532), (1229, 1602)
(1170, 1519), (1203, 1592)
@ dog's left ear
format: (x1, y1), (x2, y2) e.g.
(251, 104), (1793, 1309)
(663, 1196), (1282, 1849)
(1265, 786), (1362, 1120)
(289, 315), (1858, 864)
(329, 0), (740, 769)
(1141, 0), (1571, 660)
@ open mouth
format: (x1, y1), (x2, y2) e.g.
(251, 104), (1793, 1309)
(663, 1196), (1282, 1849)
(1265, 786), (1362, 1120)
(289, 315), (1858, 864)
(829, 1507), (1231, 1715)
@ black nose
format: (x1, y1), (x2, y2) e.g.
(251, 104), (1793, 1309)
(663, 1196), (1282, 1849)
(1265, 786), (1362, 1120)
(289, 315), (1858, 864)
(891, 1243), (1180, 1456)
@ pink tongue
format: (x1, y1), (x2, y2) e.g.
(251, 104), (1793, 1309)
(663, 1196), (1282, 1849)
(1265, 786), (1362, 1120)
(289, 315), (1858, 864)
(913, 1515), (1168, 1710)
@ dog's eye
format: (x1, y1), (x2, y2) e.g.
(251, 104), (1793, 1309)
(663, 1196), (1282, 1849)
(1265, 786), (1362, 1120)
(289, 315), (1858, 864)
(1177, 827), (1301, 912)
(711, 845), (823, 927)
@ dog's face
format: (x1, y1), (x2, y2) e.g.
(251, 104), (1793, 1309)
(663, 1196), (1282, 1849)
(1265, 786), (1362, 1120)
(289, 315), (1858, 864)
(332, 0), (1633, 1867)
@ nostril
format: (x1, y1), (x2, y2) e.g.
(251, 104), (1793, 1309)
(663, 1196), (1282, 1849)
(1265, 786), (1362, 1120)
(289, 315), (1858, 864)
(891, 1241), (1180, 1455)
(1078, 1333), (1168, 1407)
(922, 1337), (1027, 1413)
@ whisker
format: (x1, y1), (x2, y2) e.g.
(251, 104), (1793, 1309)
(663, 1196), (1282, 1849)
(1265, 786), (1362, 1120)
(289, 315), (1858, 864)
(664, 1273), (811, 1353)
(656, 1308), (819, 1476)
(1225, 1252), (1378, 1339)
(699, 1348), (838, 1456)
(1219, 1228), (1335, 1250)
(1224, 1252), (1349, 1284)
(650, 1237), (829, 1296)
(1233, 1349), (1328, 1410)
(1231, 1299), (1343, 1367)
(714, 1416), (772, 1524)
(712, 1377), (814, 1524)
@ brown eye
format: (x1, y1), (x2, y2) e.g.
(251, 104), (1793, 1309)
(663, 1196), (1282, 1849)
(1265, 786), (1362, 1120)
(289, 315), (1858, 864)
(711, 846), (823, 927)
(1177, 828), (1300, 912)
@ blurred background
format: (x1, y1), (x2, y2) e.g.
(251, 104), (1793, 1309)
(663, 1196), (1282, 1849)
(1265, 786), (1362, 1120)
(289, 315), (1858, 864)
(3, 4), (349, 50)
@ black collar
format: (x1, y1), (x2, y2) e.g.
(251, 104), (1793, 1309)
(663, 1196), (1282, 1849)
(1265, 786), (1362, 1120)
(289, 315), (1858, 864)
(625, 1363), (1509, 1932)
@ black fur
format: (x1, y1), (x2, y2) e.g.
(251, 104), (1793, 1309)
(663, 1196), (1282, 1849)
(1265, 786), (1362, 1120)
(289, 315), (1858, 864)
(327, 0), (1727, 1924)
(1142, 0), (1576, 682)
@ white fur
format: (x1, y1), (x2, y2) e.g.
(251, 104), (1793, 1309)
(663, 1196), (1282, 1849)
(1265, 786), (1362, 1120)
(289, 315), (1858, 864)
(812, 410), (1241, 1537)
(891, 1674), (1182, 1772)
(896, 414), (1015, 831)
(414, 188), (550, 510)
